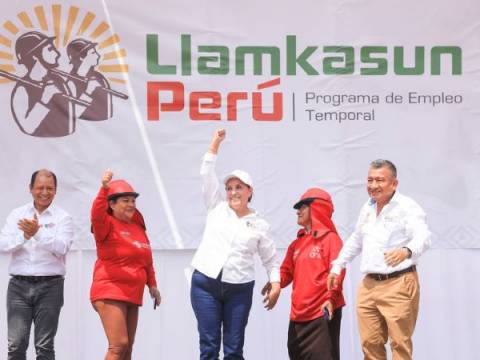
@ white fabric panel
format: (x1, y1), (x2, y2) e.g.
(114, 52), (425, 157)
(0, 249), (478, 359)
(0, 0), (478, 249)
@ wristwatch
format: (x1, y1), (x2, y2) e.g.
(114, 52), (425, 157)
(402, 247), (412, 259)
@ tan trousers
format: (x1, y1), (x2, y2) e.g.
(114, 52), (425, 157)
(357, 271), (420, 360)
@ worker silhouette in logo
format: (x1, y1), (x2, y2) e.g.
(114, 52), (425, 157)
(9, 31), (79, 137)
(66, 39), (113, 121)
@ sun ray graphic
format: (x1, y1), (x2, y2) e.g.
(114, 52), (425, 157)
(17, 12), (34, 29)
(76, 12), (95, 36)
(3, 21), (19, 35)
(0, 51), (13, 60)
(34, 6), (48, 31)
(52, 5), (62, 48)
(0, 4), (129, 85)
(103, 49), (126, 61)
(90, 21), (109, 39)
(63, 6), (79, 47)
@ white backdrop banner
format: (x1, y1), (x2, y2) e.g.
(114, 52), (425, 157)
(0, 0), (478, 249)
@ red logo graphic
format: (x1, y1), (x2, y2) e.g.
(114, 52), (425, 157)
(0, 5), (128, 137)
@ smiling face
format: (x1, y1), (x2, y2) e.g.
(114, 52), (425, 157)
(296, 204), (311, 229)
(30, 174), (56, 213)
(225, 177), (252, 216)
(367, 166), (398, 208)
(109, 196), (137, 222)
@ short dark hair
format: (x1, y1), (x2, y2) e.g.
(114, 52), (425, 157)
(30, 169), (57, 188)
(370, 159), (397, 178)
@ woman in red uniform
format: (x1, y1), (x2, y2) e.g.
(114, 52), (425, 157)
(278, 188), (346, 360)
(90, 170), (161, 360)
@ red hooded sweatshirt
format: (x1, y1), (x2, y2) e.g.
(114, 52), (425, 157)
(280, 188), (346, 322)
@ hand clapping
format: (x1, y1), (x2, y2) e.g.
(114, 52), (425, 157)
(18, 213), (40, 240)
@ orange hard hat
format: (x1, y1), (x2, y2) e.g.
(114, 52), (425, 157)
(107, 180), (139, 200)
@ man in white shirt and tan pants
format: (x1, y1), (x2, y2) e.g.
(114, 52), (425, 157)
(0, 169), (73, 360)
(327, 160), (431, 360)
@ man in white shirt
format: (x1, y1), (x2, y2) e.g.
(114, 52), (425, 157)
(327, 160), (431, 360)
(0, 169), (74, 360)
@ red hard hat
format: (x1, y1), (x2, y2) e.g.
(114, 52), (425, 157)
(107, 180), (139, 200)
(293, 188), (331, 209)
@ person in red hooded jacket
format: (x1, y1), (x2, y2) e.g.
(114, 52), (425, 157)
(90, 170), (161, 360)
(269, 188), (346, 360)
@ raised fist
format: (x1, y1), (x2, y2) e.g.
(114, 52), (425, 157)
(214, 128), (226, 142)
(102, 169), (113, 188)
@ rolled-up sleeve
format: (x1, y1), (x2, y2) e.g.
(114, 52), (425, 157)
(326, 233), (346, 307)
(91, 187), (112, 242)
(330, 204), (367, 275)
(404, 206), (431, 260)
(257, 225), (280, 282)
(200, 152), (223, 210)
(146, 256), (158, 288)
(280, 243), (295, 288)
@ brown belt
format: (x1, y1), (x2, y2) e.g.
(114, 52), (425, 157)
(367, 265), (416, 281)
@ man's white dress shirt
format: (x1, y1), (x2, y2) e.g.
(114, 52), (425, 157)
(331, 192), (431, 275)
(0, 202), (74, 276)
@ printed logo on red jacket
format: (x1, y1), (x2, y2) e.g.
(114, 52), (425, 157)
(309, 245), (322, 259)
